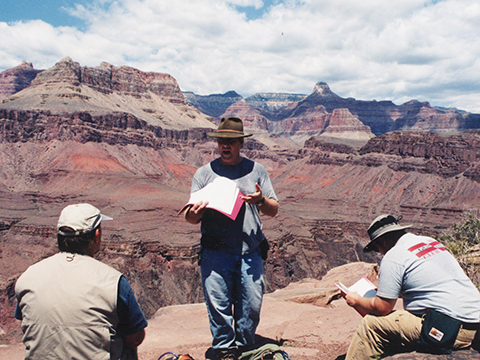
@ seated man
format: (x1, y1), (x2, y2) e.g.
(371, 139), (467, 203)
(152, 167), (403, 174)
(15, 203), (148, 360)
(344, 214), (480, 359)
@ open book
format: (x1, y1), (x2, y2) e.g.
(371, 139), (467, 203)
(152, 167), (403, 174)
(178, 176), (245, 220)
(335, 277), (377, 317)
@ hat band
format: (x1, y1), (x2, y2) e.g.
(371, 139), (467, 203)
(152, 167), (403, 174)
(368, 215), (398, 238)
(217, 129), (244, 134)
(89, 213), (102, 231)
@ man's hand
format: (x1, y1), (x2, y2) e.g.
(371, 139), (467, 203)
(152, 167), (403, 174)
(345, 291), (362, 307)
(241, 183), (279, 217)
(240, 183), (263, 205)
(124, 328), (145, 348)
(185, 200), (208, 224)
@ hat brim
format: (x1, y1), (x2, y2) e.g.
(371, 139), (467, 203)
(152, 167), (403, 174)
(100, 214), (113, 221)
(207, 132), (253, 138)
(363, 224), (412, 252)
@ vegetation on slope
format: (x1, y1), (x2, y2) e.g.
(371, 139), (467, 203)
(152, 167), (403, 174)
(442, 212), (480, 287)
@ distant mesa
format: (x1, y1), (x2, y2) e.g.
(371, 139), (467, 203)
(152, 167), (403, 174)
(312, 81), (341, 98)
(182, 90), (243, 118)
(183, 81), (480, 142)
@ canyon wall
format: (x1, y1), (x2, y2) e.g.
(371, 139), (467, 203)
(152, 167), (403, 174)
(1, 59), (480, 346)
(3, 106), (480, 343)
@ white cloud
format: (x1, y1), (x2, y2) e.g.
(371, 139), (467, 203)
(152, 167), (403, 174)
(227, 0), (264, 8)
(1, 0), (480, 112)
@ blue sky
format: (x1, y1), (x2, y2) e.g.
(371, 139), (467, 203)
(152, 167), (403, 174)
(0, 0), (278, 27)
(1, 0), (88, 28)
(1, 0), (480, 113)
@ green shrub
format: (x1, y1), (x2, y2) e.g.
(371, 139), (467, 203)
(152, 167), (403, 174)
(441, 212), (480, 288)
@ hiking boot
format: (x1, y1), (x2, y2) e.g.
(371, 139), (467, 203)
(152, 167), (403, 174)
(216, 349), (239, 360)
(220, 351), (238, 360)
(205, 347), (239, 360)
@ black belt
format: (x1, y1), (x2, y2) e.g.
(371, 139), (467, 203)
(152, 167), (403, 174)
(461, 322), (480, 331)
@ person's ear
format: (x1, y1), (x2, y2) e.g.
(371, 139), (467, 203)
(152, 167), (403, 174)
(94, 227), (102, 246)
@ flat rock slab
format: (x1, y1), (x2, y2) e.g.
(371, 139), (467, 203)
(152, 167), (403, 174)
(384, 349), (480, 359)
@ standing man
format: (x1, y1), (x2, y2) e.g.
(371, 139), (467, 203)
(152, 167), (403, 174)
(185, 117), (279, 360)
(344, 214), (480, 359)
(15, 203), (148, 360)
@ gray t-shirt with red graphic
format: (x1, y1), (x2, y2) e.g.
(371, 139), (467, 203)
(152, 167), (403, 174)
(377, 232), (480, 323)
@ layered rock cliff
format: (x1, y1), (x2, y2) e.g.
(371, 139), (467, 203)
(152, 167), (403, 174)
(245, 92), (308, 111)
(186, 82), (480, 141)
(1, 58), (215, 130)
(0, 61), (42, 101)
(182, 90), (243, 117)
(0, 109), (212, 148)
(4, 60), (480, 144)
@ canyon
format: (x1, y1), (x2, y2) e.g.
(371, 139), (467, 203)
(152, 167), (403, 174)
(1, 58), (480, 359)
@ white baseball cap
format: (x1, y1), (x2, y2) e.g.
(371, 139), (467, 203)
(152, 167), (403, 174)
(57, 203), (113, 236)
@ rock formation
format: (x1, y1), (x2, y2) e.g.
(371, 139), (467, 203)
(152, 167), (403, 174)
(359, 131), (480, 179)
(321, 108), (374, 140)
(185, 82), (480, 142)
(0, 109), (212, 148)
(1, 58), (480, 360)
(245, 93), (308, 112)
(0, 61), (42, 101)
(3, 60), (480, 144)
(1, 57), (215, 130)
(219, 99), (270, 131)
(182, 90), (243, 117)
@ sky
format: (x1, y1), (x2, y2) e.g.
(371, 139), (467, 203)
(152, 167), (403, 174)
(1, 0), (480, 112)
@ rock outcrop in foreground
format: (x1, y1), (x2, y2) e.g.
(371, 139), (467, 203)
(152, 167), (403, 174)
(2, 262), (479, 360)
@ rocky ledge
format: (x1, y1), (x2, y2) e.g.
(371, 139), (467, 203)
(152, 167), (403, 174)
(2, 262), (479, 360)
(382, 349), (480, 360)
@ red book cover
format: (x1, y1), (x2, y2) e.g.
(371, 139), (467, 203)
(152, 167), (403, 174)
(178, 176), (245, 221)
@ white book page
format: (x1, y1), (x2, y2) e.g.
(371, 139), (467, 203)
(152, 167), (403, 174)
(335, 282), (349, 295)
(188, 177), (240, 214)
(348, 277), (377, 298)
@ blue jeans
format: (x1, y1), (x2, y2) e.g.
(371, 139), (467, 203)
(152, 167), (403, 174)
(201, 247), (265, 350)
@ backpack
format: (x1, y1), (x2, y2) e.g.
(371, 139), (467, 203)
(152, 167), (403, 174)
(239, 344), (290, 360)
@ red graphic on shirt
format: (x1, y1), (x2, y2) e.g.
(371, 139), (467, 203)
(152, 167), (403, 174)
(408, 241), (446, 259)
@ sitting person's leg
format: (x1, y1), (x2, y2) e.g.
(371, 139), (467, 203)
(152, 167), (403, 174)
(454, 324), (479, 350)
(346, 310), (422, 360)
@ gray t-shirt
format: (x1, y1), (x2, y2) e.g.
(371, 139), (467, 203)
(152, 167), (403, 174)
(377, 232), (480, 323)
(191, 157), (278, 255)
